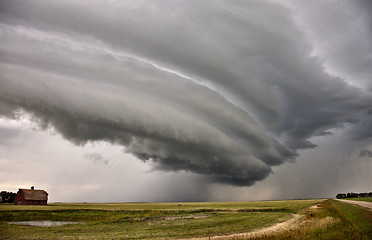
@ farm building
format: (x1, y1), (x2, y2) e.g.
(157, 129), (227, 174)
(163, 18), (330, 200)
(14, 186), (48, 205)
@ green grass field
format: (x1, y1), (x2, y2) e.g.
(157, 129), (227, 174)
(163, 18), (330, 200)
(344, 197), (372, 202)
(0, 199), (371, 239)
(332, 200), (372, 239)
(260, 199), (372, 240)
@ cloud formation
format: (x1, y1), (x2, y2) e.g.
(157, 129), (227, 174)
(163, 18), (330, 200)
(286, 0), (372, 90)
(1, 0), (371, 187)
(360, 149), (372, 158)
(84, 153), (109, 165)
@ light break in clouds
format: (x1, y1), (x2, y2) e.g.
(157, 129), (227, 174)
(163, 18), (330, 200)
(0, 0), (371, 202)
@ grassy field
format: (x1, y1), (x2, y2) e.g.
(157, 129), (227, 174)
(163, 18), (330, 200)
(344, 197), (372, 202)
(332, 200), (372, 239)
(0, 199), (371, 239)
(262, 199), (372, 240)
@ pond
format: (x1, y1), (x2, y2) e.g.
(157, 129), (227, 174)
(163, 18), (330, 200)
(8, 221), (81, 227)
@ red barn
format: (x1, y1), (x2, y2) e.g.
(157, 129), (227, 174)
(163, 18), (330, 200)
(14, 186), (48, 205)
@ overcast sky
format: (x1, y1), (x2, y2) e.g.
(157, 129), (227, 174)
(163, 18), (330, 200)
(1, 0), (371, 202)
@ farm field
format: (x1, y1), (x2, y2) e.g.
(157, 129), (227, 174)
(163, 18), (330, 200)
(0, 199), (371, 239)
(343, 197), (372, 202)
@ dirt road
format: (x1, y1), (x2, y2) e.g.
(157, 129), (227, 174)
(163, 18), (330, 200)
(181, 213), (302, 240)
(335, 199), (372, 209)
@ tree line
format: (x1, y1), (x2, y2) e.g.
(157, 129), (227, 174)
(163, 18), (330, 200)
(336, 192), (372, 199)
(0, 191), (16, 203)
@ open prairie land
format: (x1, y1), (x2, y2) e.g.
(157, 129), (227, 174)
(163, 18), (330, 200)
(0, 199), (371, 239)
(343, 197), (372, 203)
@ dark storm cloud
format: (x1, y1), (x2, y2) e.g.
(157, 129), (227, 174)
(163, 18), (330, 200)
(286, 0), (372, 143)
(359, 149), (372, 158)
(1, 0), (371, 186)
(345, 109), (372, 141)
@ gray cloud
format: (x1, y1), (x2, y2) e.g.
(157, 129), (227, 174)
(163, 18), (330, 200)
(360, 149), (372, 158)
(0, 127), (20, 146)
(287, 0), (372, 91)
(1, 0), (371, 187)
(84, 153), (109, 165)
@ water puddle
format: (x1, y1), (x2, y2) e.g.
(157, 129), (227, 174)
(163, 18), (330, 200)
(8, 221), (81, 227)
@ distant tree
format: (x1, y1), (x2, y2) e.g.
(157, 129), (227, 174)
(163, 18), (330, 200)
(340, 192), (369, 198)
(0, 191), (7, 203)
(336, 192), (372, 199)
(336, 193), (346, 199)
(0, 191), (16, 203)
(359, 193), (367, 198)
(346, 192), (359, 198)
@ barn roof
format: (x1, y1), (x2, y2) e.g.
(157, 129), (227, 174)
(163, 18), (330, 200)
(19, 189), (48, 201)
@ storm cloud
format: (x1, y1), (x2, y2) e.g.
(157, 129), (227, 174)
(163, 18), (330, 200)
(360, 149), (372, 158)
(1, 0), (371, 188)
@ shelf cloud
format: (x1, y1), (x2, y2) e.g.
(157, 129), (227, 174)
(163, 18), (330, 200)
(1, 0), (371, 188)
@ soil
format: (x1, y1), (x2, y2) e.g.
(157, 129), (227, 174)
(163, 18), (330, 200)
(181, 213), (301, 240)
(181, 204), (327, 240)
